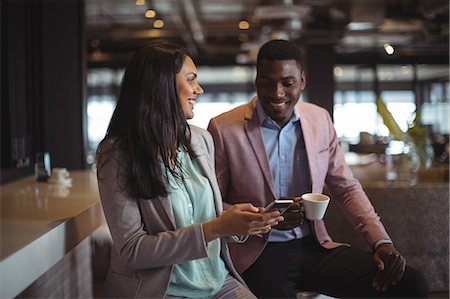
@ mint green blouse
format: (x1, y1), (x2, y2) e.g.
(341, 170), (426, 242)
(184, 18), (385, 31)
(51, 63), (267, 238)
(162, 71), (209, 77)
(165, 150), (228, 298)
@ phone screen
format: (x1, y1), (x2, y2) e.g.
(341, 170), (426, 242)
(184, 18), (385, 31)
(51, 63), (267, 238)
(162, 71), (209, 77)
(264, 199), (293, 214)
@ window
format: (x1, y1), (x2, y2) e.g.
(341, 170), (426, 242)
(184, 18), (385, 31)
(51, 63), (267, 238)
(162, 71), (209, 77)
(85, 69), (122, 165)
(333, 64), (449, 144)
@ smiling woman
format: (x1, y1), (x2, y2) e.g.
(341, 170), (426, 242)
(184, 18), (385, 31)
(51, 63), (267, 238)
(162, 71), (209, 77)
(176, 56), (204, 120)
(94, 42), (282, 298)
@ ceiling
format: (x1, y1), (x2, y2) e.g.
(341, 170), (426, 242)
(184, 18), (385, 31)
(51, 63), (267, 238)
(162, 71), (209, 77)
(85, 0), (449, 67)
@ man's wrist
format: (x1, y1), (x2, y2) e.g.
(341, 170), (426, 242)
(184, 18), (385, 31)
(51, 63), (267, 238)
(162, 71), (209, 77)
(373, 239), (393, 251)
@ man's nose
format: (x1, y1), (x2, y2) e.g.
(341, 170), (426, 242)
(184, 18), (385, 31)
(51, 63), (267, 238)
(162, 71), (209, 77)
(276, 83), (285, 98)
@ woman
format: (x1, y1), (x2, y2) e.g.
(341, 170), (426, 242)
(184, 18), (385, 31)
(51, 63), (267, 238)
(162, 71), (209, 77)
(96, 43), (283, 298)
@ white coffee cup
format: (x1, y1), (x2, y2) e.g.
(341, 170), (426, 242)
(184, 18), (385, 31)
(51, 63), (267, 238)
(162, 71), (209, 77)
(51, 168), (70, 182)
(301, 193), (330, 220)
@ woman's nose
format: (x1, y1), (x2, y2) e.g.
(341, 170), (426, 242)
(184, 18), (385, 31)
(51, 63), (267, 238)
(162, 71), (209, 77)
(195, 83), (204, 95)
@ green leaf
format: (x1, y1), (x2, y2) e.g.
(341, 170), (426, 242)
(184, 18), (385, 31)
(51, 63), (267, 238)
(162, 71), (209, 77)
(376, 96), (405, 140)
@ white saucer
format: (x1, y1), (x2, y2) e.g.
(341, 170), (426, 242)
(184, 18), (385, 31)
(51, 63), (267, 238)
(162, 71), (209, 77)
(48, 177), (73, 187)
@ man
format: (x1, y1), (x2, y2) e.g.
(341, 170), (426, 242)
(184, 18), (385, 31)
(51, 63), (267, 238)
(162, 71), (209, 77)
(207, 39), (428, 298)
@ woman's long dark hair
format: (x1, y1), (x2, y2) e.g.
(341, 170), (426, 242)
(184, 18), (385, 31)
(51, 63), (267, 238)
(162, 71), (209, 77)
(97, 42), (193, 199)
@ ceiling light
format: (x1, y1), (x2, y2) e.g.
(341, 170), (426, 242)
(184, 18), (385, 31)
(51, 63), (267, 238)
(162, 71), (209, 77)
(333, 66), (344, 77)
(153, 19), (164, 29)
(384, 43), (394, 55)
(135, 0), (145, 6)
(239, 20), (250, 30)
(90, 38), (100, 48)
(145, 9), (156, 19)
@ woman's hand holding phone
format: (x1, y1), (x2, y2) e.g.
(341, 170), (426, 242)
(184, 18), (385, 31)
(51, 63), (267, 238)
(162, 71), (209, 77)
(203, 203), (284, 242)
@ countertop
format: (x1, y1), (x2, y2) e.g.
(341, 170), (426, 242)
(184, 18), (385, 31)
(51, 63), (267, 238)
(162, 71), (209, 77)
(0, 170), (104, 298)
(0, 161), (447, 297)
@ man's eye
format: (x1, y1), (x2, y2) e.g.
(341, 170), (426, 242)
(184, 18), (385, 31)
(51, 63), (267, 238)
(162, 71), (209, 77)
(283, 81), (296, 87)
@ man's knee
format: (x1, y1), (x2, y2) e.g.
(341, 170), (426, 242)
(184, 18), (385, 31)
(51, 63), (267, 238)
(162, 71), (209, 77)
(401, 266), (429, 298)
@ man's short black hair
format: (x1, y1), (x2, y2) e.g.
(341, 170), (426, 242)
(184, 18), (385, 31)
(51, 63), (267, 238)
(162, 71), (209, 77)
(257, 39), (303, 68)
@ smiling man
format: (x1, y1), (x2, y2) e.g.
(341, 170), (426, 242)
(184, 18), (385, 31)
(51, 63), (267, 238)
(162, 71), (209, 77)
(207, 39), (428, 299)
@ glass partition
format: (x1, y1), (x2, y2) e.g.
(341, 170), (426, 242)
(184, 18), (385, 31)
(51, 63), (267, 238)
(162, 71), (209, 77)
(333, 64), (449, 146)
(85, 64), (448, 166)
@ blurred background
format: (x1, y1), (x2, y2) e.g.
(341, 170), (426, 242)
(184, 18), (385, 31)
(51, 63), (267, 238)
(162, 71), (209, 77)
(2, 0), (449, 178)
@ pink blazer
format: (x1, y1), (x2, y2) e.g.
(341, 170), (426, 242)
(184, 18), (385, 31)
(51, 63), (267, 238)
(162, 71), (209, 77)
(207, 97), (390, 273)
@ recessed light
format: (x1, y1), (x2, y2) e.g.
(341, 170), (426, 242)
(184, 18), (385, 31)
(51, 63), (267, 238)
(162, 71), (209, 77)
(239, 20), (250, 30)
(145, 10), (156, 19)
(384, 43), (394, 55)
(153, 19), (164, 29)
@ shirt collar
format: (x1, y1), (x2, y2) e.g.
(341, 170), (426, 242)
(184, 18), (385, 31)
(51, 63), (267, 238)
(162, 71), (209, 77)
(256, 98), (300, 128)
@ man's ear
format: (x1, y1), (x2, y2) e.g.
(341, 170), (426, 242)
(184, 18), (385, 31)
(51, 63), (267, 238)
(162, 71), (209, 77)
(300, 71), (306, 90)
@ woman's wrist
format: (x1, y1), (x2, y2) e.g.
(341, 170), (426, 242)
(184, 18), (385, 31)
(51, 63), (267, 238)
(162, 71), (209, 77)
(202, 218), (222, 242)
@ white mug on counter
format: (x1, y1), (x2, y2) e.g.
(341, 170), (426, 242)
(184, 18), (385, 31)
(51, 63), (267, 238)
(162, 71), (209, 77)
(48, 167), (72, 186)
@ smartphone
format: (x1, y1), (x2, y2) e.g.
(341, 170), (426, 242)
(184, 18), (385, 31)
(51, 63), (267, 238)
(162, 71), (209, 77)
(264, 199), (294, 214)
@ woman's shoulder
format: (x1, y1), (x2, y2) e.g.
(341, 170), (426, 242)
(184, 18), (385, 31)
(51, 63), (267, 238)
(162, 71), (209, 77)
(97, 137), (121, 157)
(98, 137), (116, 151)
(96, 137), (125, 167)
(189, 125), (214, 152)
(189, 125), (212, 140)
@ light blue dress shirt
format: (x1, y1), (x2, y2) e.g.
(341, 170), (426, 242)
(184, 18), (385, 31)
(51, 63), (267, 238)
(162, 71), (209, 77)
(166, 150), (228, 298)
(256, 101), (312, 242)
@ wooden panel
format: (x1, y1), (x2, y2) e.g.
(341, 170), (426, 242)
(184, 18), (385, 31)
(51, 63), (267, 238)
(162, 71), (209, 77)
(17, 237), (93, 299)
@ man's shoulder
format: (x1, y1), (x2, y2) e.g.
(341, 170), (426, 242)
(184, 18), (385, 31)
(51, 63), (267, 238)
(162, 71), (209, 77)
(298, 101), (328, 114)
(296, 101), (331, 122)
(210, 101), (253, 125)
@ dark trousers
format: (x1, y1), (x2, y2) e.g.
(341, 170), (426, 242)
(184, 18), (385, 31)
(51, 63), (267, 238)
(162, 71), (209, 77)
(241, 236), (429, 299)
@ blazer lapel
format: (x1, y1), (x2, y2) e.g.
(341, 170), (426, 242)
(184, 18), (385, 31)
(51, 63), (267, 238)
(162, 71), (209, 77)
(298, 103), (317, 192)
(156, 195), (176, 230)
(244, 100), (277, 199)
(191, 141), (223, 216)
(155, 131), (224, 229)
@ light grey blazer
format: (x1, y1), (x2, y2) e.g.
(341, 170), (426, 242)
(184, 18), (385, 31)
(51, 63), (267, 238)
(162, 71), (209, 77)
(97, 125), (244, 298)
